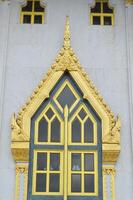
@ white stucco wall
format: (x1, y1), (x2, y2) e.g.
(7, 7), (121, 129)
(0, 0), (133, 199)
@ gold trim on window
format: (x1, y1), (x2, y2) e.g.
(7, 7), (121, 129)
(32, 150), (63, 195)
(68, 151), (98, 196)
(34, 104), (63, 145)
(53, 80), (80, 113)
(68, 104), (97, 145)
(20, 0), (45, 24)
(90, 0), (114, 26)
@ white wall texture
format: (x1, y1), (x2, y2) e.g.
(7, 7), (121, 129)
(0, 0), (133, 200)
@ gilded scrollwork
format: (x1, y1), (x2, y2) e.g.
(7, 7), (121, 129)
(103, 116), (121, 144)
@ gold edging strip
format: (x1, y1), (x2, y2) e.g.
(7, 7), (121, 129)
(64, 106), (68, 200)
(15, 164), (28, 200)
(103, 166), (116, 200)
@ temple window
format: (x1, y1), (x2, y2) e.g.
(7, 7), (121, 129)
(20, 0), (45, 24)
(90, 0), (114, 25)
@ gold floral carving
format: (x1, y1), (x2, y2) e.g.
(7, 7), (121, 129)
(11, 17), (120, 164)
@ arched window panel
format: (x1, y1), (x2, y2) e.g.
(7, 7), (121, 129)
(69, 104), (97, 145)
(53, 80), (80, 113)
(34, 104), (63, 145)
(90, 0), (114, 26)
(20, 0), (45, 24)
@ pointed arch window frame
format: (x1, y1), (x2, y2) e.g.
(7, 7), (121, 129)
(11, 17), (120, 200)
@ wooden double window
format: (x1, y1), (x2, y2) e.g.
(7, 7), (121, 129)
(28, 74), (103, 200)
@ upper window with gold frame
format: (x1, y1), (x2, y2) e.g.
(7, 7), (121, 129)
(90, 0), (114, 25)
(20, 0), (45, 24)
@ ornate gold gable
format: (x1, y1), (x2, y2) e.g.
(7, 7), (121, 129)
(11, 17), (120, 164)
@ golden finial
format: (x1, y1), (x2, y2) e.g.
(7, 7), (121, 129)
(63, 16), (71, 49)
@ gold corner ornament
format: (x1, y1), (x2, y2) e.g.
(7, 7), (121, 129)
(11, 16), (121, 163)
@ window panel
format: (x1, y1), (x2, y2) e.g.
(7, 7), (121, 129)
(71, 174), (81, 192)
(84, 174), (94, 193)
(78, 108), (87, 120)
(34, 1), (45, 12)
(22, 1), (32, 12)
(49, 174), (60, 192)
(103, 2), (113, 13)
(84, 153), (94, 171)
(50, 153), (60, 171)
(57, 85), (77, 109)
(84, 118), (94, 143)
(91, 2), (101, 13)
(34, 15), (42, 24)
(51, 117), (60, 142)
(37, 152), (47, 171)
(36, 173), (46, 192)
(46, 108), (54, 119)
(90, 1), (114, 25)
(93, 16), (101, 25)
(38, 117), (48, 142)
(23, 15), (31, 24)
(104, 16), (112, 25)
(72, 117), (81, 142)
(72, 153), (81, 171)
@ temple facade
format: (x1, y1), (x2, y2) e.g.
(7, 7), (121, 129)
(0, 0), (133, 200)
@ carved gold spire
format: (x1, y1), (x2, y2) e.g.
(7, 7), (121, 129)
(63, 16), (71, 50)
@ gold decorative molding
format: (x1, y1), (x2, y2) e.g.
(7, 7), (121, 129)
(125, 0), (133, 5)
(11, 17), (120, 164)
(15, 164), (28, 200)
(103, 166), (116, 200)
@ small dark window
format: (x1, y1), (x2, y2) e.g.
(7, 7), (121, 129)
(57, 85), (77, 109)
(49, 174), (60, 192)
(84, 153), (94, 171)
(72, 153), (81, 171)
(103, 2), (113, 13)
(51, 117), (60, 142)
(84, 118), (94, 143)
(37, 152), (47, 171)
(90, 1), (114, 26)
(104, 16), (112, 25)
(38, 117), (48, 142)
(50, 153), (60, 171)
(78, 108), (87, 120)
(93, 16), (101, 25)
(34, 15), (42, 24)
(84, 174), (94, 193)
(36, 173), (46, 192)
(46, 108), (54, 119)
(34, 1), (45, 12)
(23, 15), (31, 24)
(91, 2), (101, 13)
(22, 1), (32, 12)
(71, 174), (81, 192)
(72, 117), (81, 143)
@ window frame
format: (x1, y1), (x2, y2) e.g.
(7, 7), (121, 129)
(20, 0), (45, 24)
(34, 104), (63, 145)
(32, 150), (64, 195)
(90, 0), (114, 26)
(68, 150), (98, 196)
(68, 104), (97, 146)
